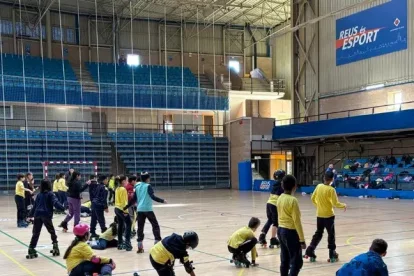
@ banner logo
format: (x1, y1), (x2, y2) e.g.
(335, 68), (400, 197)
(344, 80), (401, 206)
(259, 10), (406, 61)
(259, 181), (271, 190)
(336, 0), (407, 66)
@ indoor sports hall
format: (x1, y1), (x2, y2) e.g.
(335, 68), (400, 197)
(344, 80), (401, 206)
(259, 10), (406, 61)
(0, 0), (412, 275)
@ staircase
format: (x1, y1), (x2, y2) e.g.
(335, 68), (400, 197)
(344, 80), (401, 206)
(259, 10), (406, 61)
(242, 77), (271, 92)
(198, 74), (214, 89)
(69, 61), (98, 92)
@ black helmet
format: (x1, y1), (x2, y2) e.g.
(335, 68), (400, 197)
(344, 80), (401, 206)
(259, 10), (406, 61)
(273, 170), (286, 180)
(183, 231), (199, 249)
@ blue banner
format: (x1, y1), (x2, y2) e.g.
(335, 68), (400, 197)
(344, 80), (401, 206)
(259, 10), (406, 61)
(253, 180), (275, 192)
(336, 0), (407, 66)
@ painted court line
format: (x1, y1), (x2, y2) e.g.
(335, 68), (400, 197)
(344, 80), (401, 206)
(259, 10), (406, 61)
(0, 229), (67, 270)
(0, 248), (37, 276)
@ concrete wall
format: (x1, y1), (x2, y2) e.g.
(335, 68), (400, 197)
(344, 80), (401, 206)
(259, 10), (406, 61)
(5, 104), (92, 131)
(272, 21), (292, 99)
(228, 118), (251, 189)
(318, 0), (414, 95)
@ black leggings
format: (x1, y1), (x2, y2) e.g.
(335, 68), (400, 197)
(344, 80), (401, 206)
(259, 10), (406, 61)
(150, 255), (175, 276)
(115, 208), (131, 245)
(261, 203), (278, 234)
(29, 216), (58, 248)
(228, 238), (258, 256)
(137, 211), (161, 242)
(15, 195), (26, 221)
(309, 216), (336, 250)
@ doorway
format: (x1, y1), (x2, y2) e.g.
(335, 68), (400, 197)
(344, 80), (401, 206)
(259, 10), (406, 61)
(163, 114), (173, 133)
(203, 115), (213, 135)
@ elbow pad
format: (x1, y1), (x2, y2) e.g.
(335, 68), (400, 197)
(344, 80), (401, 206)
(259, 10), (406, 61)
(184, 261), (195, 274)
(91, 256), (101, 264)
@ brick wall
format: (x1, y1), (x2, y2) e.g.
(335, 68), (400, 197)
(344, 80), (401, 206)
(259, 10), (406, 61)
(319, 83), (414, 119)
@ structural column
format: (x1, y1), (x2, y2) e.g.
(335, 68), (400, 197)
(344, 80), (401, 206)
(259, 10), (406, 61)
(46, 11), (52, 58)
(291, 0), (319, 123)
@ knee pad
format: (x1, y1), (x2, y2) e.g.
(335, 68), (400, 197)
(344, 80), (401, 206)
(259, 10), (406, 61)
(251, 237), (258, 245)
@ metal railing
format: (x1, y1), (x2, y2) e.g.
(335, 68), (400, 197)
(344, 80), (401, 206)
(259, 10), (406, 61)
(0, 118), (226, 137)
(276, 100), (414, 126)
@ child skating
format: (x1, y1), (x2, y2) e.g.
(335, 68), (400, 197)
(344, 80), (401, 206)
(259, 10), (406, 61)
(277, 175), (306, 276)
(125, 172), (167, 254)
(227, 217), (260, 268)
(259, 169), (285, 249)
(114, 175), (132, 251)
(149, 231), (198, 276)
(304, 171), (346, 263)
(64, 224), (116, 276)
(26, 179), (65, 259)
(89, 175), (109, 240)
(15, 173), (33, 228)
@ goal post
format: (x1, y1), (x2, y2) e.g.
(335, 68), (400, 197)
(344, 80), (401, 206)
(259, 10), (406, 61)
(42, 161), (98, 181)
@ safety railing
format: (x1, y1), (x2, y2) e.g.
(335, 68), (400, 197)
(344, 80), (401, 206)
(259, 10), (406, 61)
(0, 119), (226, 138)
(276, 100), (414, 126)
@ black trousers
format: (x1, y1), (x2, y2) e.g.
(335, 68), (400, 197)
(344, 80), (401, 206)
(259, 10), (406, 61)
(24, 192), (34, 209)
(228, 238), (258, 255)
(261, 203), (278, 234)
(115, 208), (131, 245)
(90, 207), (106, 234)
(15, 195), (26, 221)
(108, 188), (115, 202)
(29, 216), (58, 248)
(150, 255), (175, 276)
(137, 211), (161, 242)
(278, 227), (303, 276)
(309, 216), (336, 251)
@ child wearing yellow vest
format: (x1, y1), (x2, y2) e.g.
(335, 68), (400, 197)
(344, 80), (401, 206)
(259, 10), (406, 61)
(64, 224), (116, 276)
(228, 217), (260, 268)
(305, 171), (347, 263)
(15, 173), (33, 228)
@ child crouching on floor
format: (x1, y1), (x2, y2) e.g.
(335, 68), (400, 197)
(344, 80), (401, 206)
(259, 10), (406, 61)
(91, 217), (119, 250)
(64, 224), (116, 276)
(81, 201), (92, 217)
(227, 217), (260, 268)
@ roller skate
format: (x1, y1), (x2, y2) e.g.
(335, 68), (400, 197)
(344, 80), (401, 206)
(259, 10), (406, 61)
(230, 254), (243, 268)
(303, 247), (317, 262)
(50, 243), (60, 256)
(26, 247), (38, 259)
(117, 242), (125, 250)
(18, 220), (29, 228)
(269, 237), (280, 249)
(136, 241), (144, 253)
(124, 241), (133, 252)
(89, 233), (99, 241)
(238, 253), (251, 268)
(58, 221), (68, 232)
(258, 233), (267, 248)
(328, 250), (339, 263)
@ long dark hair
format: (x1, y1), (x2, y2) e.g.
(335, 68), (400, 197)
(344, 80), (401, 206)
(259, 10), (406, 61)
(63, 234), (88, 259)
(68, 171), (81, 186)
(40, 179), (51, 193)
(109, 219), (118, 237)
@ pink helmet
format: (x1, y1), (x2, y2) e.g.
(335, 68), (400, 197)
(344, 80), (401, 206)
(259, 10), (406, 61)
(73, 223), (90, 236)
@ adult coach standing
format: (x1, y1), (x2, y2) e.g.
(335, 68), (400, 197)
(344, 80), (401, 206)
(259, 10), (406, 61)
(59, 171), (89, 232)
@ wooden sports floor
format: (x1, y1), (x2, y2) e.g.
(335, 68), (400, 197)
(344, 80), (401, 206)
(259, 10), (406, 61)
(0, 190), (413, 276)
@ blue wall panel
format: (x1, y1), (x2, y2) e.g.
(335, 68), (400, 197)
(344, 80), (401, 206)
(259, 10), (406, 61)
(273, 110), (414, 140)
